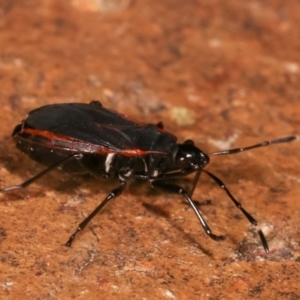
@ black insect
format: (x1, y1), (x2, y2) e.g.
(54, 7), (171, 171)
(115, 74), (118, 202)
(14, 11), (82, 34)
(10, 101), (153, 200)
(0, 100), (297, 252)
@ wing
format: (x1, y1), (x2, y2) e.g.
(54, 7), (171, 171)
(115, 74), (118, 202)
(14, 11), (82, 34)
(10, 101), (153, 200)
(16, 102), (177, 155)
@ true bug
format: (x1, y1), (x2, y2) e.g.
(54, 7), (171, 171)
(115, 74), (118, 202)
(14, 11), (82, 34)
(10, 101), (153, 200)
(0, 100), (297, 252)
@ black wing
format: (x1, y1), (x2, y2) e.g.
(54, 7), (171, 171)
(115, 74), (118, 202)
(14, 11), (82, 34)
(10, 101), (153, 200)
(23, 102), (177, 153)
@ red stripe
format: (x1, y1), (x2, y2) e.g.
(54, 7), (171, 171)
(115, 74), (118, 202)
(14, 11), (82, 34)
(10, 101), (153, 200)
(17, 128), (166, 156)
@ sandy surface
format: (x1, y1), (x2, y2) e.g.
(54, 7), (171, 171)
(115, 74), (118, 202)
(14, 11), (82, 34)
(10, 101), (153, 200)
(0, 1), (299, 299)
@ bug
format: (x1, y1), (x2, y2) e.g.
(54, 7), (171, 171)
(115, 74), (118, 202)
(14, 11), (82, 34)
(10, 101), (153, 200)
(0, 100), (297, 252)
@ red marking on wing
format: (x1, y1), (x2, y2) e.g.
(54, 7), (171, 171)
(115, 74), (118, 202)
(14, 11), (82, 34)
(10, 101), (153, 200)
(17, 128), (167, 156)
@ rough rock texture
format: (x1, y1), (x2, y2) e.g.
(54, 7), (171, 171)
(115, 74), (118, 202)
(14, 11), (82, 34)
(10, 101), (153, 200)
(0, 0), (299, 299)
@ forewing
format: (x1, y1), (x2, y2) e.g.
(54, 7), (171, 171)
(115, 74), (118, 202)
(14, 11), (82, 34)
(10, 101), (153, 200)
(24, 103), (152, 152)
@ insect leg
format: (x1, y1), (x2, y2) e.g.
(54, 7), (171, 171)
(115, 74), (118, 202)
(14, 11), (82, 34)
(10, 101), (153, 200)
(151, 167), (196, 181)
(209, 135), (298, 156)
(188, 169), (201, 198)
(148, 168), (201, 197)
(0, 154), (79, 192)
(65, 179), (126, 247)
(151, 180), (225, 241)
(202, 169), (269, 253)
(145, 168), (204, 204)
(134, 167), (196, 181)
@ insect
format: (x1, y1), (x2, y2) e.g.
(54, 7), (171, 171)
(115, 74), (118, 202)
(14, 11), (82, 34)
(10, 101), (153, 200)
(0, 100), (297, 252)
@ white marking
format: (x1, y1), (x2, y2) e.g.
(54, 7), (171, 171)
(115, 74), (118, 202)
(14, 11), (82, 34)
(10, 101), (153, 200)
(30, 147), (33, 151)
(142, 159), (148, 172)
(123, 170), (132, 177)
(152, 170), (159, 177)
(105, 153), (115, 173)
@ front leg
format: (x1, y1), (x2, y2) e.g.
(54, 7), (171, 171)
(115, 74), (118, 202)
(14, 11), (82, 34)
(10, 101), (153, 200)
(151, 167), (201, 197)
(151, 179), (225, 241)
